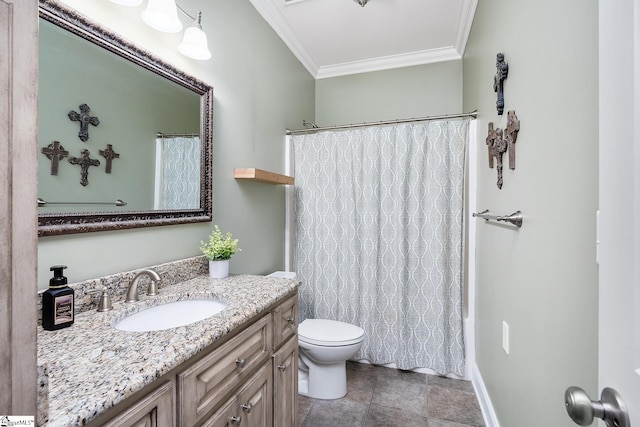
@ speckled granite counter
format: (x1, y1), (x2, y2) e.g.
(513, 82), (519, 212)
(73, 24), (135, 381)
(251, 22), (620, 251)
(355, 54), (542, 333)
(37, 273), (298, 426)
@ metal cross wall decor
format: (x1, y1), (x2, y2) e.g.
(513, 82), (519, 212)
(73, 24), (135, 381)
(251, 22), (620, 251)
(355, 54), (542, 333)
(68, 103), (100, 142)
(41, 141), (69, 175)
(68, 149), (100, 186)
(493, 53), (509, 115)
(485, 111), (521, 189)
(99, 144), (120, 174)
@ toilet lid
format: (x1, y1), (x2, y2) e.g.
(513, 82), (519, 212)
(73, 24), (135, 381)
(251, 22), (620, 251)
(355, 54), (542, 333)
(298, 319), (364, 346)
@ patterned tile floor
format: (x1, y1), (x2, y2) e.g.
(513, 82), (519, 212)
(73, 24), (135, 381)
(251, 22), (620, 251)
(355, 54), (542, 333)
(298, 361), (485, 427)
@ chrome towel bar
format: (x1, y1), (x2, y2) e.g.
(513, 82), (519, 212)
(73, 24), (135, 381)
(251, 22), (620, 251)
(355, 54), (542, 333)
(472, 209), (523, 228)
(37, 198), (127, 207)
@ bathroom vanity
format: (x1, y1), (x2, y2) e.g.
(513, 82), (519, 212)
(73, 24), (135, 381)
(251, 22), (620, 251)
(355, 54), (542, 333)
(37, 273), (299, 427)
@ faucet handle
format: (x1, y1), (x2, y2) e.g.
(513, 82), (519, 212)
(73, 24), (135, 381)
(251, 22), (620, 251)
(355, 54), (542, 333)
(147, 279), (160, 296)
(87, 286), (113, 312)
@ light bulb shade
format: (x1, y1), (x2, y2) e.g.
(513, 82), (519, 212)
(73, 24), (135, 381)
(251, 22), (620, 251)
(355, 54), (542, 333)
(141, 0), (183, 33)
(109, 0), (143, 6)
(178, 26), (212, 60)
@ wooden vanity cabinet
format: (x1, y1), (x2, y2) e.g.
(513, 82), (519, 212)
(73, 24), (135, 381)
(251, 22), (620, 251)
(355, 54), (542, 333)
(87, 291), (298, 427)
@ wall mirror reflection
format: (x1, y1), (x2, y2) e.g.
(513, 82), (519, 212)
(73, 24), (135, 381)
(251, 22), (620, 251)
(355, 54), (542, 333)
(38, 0), (213, 236)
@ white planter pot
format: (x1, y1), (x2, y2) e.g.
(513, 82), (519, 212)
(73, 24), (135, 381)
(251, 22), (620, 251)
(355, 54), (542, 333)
(209, 259), (230, 279)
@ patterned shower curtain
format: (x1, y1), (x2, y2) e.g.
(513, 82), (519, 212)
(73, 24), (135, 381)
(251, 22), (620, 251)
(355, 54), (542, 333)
(155, 136), (201, 210)
(293, 119), (468, 376)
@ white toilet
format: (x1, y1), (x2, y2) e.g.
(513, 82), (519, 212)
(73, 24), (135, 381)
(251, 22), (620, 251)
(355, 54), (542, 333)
(266, 271), (365, 400)
(298, 318), (365, 400)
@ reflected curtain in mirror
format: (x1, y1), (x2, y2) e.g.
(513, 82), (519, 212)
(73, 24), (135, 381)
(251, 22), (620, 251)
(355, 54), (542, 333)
(154, 134), (201, 210)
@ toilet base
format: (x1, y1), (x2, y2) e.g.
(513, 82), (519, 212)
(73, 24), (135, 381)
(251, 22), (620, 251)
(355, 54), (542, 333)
(298, 359), (347, 400)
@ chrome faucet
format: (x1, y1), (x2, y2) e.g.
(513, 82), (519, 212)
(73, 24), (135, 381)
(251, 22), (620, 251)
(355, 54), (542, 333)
(125, 269), (161, 302)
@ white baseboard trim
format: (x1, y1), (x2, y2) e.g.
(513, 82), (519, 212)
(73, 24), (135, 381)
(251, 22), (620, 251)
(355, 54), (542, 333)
(470, 362), (500, 427)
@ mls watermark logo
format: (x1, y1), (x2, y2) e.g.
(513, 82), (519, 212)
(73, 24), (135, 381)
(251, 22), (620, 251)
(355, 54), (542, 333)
(0, 416), (35, 426)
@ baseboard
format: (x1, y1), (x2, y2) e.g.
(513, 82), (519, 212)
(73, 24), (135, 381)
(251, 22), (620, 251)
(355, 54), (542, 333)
(470, 362), (500, 427)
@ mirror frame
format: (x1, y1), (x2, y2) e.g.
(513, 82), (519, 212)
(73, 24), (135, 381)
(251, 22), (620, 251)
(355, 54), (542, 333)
(38, 0), (213, 236)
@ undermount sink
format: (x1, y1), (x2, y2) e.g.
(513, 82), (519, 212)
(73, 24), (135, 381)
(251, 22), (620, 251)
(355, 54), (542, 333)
(114, 299), (227, 332)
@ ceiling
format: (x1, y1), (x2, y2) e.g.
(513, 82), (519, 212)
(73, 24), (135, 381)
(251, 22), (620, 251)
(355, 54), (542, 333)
(248, 0), (478, 79)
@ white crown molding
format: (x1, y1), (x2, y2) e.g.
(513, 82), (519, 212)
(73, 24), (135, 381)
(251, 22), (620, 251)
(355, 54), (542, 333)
(455, 0), (478, 56)
(248, 0), (320, 77)
(251, 0), (476, 80)
(315, 47), (461, 79)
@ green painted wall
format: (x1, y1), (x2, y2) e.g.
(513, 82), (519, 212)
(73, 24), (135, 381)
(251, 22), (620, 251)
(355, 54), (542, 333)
(315, 61), (462, 125)
(462, 1), (599, 426)
(37, 0), (314, 288)
(39, 19), (200, 212)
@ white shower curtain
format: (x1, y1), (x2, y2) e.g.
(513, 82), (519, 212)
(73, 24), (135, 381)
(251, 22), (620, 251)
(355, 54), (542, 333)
(293, 119), (468, 376)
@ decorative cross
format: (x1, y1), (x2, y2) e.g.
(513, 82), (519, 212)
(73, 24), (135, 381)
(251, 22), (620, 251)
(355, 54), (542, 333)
(493, 53), (509, 115)
(99, 144), (120, 174)
(68, 149), (100, 186)
(68, 104), (100, 142)
(506, 110), (520, 170)
(41, 141), (69, 175)
(492, 129), (509, 189)
(485, 122), (498, 168)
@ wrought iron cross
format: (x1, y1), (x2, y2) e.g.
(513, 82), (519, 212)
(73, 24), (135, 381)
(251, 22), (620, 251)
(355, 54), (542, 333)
(41, 141), (69, 175)
(99, 144), (120, 174)
(494, 53), (509, 115)
(485, 122), (498, 168)
(68, 103), (100, 142)
(492, 128), (508, 189)
(68, 149), (100, 186)
(506, 110), (520, 170)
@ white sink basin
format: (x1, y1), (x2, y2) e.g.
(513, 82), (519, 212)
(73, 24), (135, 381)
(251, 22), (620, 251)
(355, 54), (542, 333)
(114, 299), (227, 332)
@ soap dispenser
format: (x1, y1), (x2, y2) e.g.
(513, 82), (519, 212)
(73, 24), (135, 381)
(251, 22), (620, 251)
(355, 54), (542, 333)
(42, 265), (74, 331)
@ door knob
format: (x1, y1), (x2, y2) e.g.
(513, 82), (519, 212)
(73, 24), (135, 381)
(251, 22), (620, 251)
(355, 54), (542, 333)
(565, 386), (630, 427)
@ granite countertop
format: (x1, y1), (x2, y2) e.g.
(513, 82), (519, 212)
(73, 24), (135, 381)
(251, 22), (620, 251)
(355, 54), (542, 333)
(37, 274), (298, 427)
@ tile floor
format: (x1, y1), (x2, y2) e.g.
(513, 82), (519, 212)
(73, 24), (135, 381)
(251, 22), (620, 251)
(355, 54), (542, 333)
(298, 361), (485, 427)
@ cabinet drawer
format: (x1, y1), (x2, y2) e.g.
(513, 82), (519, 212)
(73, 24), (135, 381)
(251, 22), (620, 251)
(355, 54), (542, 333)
(103, 381), (175, 427)
(272, 294), (298, 349)
(177, 314), (272, 427)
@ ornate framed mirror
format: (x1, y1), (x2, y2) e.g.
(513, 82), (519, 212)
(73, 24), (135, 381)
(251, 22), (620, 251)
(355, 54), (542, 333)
(38, 0), (213, 236)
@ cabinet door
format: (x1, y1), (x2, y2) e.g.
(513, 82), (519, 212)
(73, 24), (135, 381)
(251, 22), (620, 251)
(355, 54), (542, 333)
(103, 381), (175, 427)
(237, 363), (272, 427)
(273, 335), (298, 427)
(272, 294), (298, 348)
(201, 396), (240, 427)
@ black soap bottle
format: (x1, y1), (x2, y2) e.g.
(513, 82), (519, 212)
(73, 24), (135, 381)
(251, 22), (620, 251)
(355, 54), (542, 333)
(42, 265), (74, 331)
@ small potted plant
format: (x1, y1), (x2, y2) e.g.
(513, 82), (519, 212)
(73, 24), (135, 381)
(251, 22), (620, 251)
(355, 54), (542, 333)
(200, 225), (241, 278)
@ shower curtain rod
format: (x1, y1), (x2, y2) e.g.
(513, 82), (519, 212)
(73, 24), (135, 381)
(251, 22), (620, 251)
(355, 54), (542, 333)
(156, 132), (199, 138)
(285, 110), (477, 135)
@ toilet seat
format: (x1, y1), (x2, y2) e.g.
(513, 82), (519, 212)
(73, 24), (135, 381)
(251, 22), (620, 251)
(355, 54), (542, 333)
(298, 319), (364, 347)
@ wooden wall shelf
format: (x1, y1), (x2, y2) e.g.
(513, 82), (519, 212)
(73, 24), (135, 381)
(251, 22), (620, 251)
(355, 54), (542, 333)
(234, 168), (294, 185)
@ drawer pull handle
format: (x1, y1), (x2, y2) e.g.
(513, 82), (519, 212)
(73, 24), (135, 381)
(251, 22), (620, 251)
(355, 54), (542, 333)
(242, 403), (253, 413)
(286, 316), (295, 325)
(278, 363), (287, 372)
(230, 415), (242, 425)
(235, 358), (246, 368)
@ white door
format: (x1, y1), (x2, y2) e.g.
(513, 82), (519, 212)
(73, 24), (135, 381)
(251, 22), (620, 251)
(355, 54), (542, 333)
(581, 0), (640, 425)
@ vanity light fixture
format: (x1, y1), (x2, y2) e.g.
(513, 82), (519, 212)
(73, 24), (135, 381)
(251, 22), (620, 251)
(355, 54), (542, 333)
(177, 10), (212, 60)
(141, 0), (183, 33)
(110, 0), (212, 60)
(109, 0), (143, 6)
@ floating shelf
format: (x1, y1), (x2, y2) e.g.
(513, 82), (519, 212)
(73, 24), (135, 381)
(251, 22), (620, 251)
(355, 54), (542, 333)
(233, 168), (294, 185)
